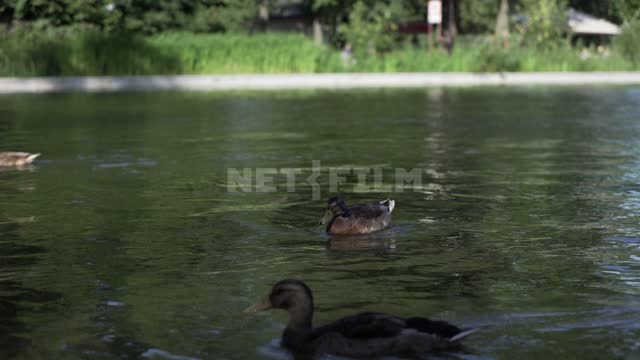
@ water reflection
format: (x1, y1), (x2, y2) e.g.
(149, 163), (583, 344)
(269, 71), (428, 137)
(327, 236), (396, 251)
(0, 222), (60, 359)
(0, 164), (37, 173)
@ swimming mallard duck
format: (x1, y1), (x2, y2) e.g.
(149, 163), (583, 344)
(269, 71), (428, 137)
(245, 279), (475, 358)
(319, 196), (395, 235)
(0, 152), (41, 167)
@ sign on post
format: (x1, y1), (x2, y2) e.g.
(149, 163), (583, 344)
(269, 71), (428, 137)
(428, 0), (442, 24)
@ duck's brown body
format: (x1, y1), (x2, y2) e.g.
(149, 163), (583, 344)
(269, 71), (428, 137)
(0, 152), (40, 167)
(284, 312), (470, 357)
(245, 280), (475, 358)
(320, 197), (395, 235)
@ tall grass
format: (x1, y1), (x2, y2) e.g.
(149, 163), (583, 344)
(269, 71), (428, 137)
(0, 30), (334, 76)
(147, 33), (329, 74)
(0, 29), (636, 76)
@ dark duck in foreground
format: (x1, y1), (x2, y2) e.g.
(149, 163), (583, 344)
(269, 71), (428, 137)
(245, 279), (475, 358)
(0, 152), (41, 167)
(320, 196), (395, 235)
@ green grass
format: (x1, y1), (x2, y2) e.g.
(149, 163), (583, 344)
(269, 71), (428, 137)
(0, 31), (334, 76)
(0, 29), (637, 76)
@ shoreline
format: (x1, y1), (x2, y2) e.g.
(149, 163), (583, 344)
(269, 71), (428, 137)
(1, 72), (640, 93)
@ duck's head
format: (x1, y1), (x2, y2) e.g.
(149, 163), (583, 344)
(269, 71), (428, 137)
(319, 196), (351, 225)
(244, 279), (314, 315)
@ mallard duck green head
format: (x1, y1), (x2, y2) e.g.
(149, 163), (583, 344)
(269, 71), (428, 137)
(244, 279), (314, 313)
(319, 196), (351, 225)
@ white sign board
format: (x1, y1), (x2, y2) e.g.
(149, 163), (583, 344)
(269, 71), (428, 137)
(428, 0), (442, 24)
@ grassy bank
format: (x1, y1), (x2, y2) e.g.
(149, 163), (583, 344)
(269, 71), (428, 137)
(0, 30), (637, 76)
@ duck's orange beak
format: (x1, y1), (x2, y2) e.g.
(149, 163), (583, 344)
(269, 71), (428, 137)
(319, 209), (333, 225)
(243, 299), (272, 314)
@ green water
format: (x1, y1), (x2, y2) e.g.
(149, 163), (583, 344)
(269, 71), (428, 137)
(1, 88), (639, 359)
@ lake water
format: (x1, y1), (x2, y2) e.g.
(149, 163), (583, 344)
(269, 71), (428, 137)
(1, 87), (640, 359)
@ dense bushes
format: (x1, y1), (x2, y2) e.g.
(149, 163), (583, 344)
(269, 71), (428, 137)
(0, 0), (256, 34)
(615, 19), (640, 65)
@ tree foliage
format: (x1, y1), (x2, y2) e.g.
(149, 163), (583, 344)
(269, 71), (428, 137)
(340, 0), (413, 54)
(569, 0), (640, 23)
(518, 0), (567, 47)
(612, 0), (640, 21)
(1, 0), (639, 40)
(0, 0), (257, 33)
(615, 18), (640, 65)
(458, 0), (499, 34)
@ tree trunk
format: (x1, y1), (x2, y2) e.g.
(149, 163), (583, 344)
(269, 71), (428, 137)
(448, 0), (457, 37)
(258, 0), (269, 32)
(313, 17), (323, 45)
(495, 0), (509, 38)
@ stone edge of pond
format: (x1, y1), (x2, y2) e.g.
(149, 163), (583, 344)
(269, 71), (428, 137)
(1, 72), (640, 93)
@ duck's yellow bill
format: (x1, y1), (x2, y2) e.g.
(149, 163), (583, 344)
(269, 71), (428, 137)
(243, 300), (272, 314)
(319, 210), (333, 225)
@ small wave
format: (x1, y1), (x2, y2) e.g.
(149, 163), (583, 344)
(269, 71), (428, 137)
(140, 348), (200, 360)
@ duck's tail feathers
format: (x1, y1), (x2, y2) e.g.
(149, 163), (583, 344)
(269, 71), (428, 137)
(450, 328), (478, 342)
(380, 199), (395, 213)
(26, 153), (41, 163)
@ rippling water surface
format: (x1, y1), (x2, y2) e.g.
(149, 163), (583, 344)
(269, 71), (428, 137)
(1, 87), (640, 359)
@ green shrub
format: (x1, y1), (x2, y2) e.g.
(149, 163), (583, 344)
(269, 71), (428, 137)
(615, 19), (640, 65)
(340, 0), (412, 55)
(518, 0), (568, 48)
(473, 44), (521, 72)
